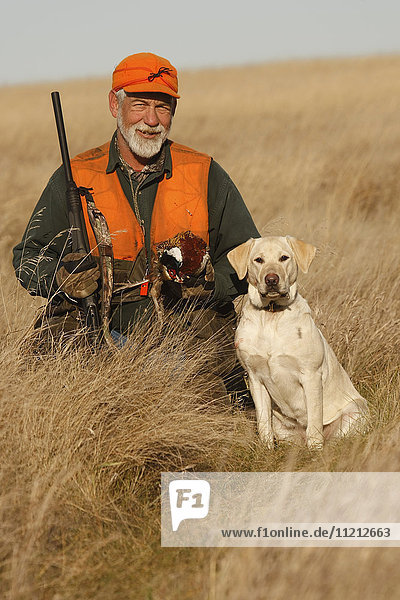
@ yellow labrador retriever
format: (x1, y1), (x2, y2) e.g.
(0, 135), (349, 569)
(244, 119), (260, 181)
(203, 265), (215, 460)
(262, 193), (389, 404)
(227, 236), (367, 449)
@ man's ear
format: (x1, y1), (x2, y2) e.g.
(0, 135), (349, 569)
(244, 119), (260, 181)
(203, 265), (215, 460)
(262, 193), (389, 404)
(286, 236), (317, 273)
(227, 239), (255, 280)
(171, 97), (177, 116)
(109, 90), (119, 119)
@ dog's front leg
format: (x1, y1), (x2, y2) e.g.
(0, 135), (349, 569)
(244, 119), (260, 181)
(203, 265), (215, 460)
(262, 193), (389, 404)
(248, 375), (274, 449)
(300, 371), (324, 449)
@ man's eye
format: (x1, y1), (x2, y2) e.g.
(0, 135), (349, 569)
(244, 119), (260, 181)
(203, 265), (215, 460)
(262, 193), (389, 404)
(279, 255), (290, 262)
(254, 257), (264, 264)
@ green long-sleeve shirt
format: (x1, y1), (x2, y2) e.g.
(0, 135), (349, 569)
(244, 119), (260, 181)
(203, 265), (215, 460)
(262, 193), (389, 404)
(13, 133), (259, 331)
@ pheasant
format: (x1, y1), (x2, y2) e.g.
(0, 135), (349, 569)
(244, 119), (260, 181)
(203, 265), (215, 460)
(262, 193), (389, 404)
(150, 230), (214, 318)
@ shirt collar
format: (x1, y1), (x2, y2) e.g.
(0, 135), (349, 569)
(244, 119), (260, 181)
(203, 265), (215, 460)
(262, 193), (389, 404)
(106, 130), (172, 179)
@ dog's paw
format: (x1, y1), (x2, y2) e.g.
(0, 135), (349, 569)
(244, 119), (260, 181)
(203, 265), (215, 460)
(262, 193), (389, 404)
(306, 437), (324, 450)
(306, 426), (324, 450)
(260, 431), (275, 450)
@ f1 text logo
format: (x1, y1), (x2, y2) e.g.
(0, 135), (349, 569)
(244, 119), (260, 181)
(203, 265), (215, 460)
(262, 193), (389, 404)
(169, 480), (210, 531)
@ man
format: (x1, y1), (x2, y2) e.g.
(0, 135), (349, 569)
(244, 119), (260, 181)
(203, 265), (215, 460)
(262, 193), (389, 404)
(13, 52), (259, 394)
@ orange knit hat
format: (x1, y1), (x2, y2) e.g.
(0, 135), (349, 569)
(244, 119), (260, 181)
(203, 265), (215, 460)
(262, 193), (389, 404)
(112, 52), (180, 98)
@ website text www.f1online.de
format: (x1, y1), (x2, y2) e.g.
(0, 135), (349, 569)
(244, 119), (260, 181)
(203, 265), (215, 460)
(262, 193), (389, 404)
(220, 525), (393, 540)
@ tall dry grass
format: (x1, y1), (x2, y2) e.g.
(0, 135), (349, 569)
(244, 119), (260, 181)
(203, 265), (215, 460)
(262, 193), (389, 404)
(1, 55), (400, 599)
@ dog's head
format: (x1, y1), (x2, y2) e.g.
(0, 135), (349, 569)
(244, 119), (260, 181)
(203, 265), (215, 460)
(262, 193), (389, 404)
(227, 236), (316, 308)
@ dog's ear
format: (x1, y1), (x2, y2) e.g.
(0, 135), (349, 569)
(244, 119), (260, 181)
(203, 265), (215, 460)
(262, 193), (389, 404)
(227, 238), (255, 280)
(286, 236), (317, 273)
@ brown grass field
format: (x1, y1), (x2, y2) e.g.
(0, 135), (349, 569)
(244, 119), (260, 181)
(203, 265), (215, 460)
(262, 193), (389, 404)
(1, 55), (400, 599)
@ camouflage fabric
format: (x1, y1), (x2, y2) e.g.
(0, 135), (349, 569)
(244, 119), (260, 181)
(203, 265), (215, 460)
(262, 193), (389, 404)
(79, 187), (114, 345)
(55, 252), (100, 298)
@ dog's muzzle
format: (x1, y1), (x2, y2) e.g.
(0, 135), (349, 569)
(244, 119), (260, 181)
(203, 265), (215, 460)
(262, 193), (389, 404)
(259, 272), (290, 299)
(260, 272), (280, 297)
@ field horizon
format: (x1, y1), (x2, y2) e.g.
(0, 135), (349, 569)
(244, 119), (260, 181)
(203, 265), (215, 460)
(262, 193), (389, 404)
(1, 54), (400, 599)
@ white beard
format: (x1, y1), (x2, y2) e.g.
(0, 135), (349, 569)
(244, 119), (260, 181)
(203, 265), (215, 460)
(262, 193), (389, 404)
(117, 110), (170, 159)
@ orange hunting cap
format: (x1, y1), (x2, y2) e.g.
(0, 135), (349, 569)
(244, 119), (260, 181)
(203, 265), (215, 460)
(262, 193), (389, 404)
(112, 52), (180, 98)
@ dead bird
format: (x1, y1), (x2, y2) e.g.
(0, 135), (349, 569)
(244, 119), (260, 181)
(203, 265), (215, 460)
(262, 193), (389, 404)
(150, 230), (214, 318)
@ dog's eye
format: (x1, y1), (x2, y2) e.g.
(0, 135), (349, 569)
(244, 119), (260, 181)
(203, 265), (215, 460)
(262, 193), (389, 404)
(254, 257), (264, 264)
(279, 255), (290, 262)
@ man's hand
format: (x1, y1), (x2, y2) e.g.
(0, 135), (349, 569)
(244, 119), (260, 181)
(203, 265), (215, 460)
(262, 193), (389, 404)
(162, 261), (215, 301)
(181, 274), (215, 299)
(56, 252), (100, 299)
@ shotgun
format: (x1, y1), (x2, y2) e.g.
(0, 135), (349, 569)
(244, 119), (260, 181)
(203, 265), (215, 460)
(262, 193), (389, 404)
(51, 91), (100, 339)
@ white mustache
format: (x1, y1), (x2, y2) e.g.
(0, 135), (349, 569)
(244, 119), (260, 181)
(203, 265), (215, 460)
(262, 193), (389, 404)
(133, 123), (164, 135)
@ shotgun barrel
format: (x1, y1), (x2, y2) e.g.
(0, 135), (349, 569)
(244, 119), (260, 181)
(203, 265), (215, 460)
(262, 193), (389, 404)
(51, 91), (100, 337)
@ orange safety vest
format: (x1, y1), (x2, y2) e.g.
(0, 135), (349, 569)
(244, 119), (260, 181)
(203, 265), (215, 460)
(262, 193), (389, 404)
(70, 141), (211, 262)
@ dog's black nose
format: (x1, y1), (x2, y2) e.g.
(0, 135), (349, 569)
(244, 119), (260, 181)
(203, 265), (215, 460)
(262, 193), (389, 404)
(265, 273), (279, 287)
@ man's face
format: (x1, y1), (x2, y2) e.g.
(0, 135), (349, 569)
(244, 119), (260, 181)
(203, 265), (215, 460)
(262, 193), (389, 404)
(113, 92), (173, 159)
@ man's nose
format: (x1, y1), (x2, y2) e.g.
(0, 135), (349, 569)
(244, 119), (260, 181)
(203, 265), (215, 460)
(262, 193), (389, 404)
(143, 106), (159, 127)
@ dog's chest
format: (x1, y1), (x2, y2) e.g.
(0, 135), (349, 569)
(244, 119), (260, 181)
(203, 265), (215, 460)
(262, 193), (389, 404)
(238, 306), (289, 348)
(238, 302), (322, 371)
(235, 310), (313, 421)
(237, 311), (298, 370)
